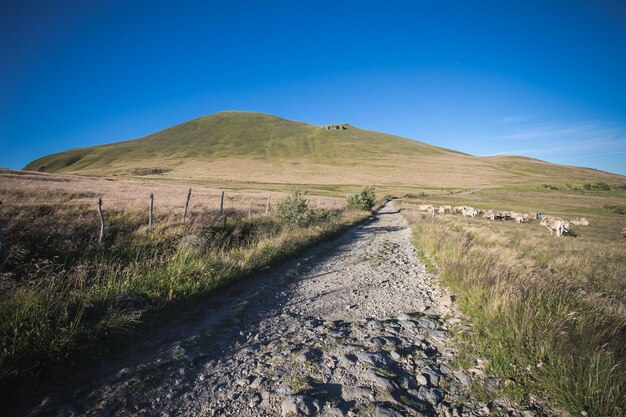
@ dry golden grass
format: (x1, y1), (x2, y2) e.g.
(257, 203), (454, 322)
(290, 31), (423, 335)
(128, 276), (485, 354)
(0, 169), (345, 215)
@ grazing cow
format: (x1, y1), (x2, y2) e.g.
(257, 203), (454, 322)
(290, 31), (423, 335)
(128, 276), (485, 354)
(438, 205), (452, 215)
(499, 211), (514, 221)
(461, 206), (478, 217)
(571, 218), (590, 226)
(417, 204), (434, 212)
(452, 206), (465, 214)
(482, 209), (496, 220)
(491, 212), (505, 220)
(540, 216), (571, 237)
(511, 212), (531, 224)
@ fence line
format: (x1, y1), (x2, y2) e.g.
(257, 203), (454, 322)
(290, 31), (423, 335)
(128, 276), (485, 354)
(1, 190), (346, 245)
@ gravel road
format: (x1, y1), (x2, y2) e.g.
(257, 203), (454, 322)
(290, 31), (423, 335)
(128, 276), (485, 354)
(27, 202), (536, 417)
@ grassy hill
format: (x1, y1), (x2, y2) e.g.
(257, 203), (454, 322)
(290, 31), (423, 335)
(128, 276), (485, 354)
(25, 111), (624, 189)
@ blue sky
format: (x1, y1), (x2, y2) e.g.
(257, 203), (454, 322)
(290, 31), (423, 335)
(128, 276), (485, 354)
(1, 0), (625, 174)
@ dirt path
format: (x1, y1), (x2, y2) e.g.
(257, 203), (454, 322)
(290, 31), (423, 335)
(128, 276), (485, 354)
(28, 202), (531, 417)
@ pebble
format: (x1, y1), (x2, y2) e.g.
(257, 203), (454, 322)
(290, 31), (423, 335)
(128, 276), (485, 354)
(417, 386), (444, 406)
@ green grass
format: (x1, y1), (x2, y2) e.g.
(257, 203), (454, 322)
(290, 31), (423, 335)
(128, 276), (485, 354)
(25, 111), (454, 174)
(401, 193), (626, 416)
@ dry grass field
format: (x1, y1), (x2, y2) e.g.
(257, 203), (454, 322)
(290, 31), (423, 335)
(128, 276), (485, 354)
(398, 186), (626, 416)
(0, 169), (345, 213)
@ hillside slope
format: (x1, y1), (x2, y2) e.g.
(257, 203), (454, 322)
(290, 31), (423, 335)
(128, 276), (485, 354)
(25, 111), (624, 188)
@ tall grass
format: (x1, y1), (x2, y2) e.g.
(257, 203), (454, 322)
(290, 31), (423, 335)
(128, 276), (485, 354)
(0, 201), (368, 401)
(403, 211), (625, 417)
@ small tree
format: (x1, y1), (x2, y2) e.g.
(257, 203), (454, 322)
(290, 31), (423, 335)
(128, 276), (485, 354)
(346, 186), (376, 211)
(276, 189), (312, 226)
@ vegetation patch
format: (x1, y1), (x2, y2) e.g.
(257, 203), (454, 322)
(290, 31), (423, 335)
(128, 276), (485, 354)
(403, 192), (426, 199)
(130, 167), (173, 176)
(347, 185), (377, 211)
(403, 210), (625, 416)
(604, 204), (625, 215)
(583, 181), (611, 191)
(0, 195), (368, 403)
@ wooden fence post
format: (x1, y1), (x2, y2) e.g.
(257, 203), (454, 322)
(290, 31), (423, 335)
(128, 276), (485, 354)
(265, 195), (271, 215)
(97, 196), (105, 243)
(149, 193), (154, 229)
(220, 191), (225, 215)
(183, 188), (192, 222)
(249, 199), (253, 217)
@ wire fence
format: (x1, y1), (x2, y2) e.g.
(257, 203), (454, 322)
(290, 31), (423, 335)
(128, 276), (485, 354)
(0, 189), (347, 246)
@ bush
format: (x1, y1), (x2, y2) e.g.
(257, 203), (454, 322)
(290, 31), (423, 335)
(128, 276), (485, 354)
(584, 182), (611, 191)
(347, 186), (376, 211)
(276, 190), (313, 226)
(382, 194), (395, 203)
(403, 192), (426, 199)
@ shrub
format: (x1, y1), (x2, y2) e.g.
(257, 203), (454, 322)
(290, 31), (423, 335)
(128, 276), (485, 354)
(347, 186), (376, 211)
(584, 182), (611, 191)
(382, 194), (395, 203)
(130, 167), (173, 176)
(541, 184), (559, 190)
(276, 190), (313, 226)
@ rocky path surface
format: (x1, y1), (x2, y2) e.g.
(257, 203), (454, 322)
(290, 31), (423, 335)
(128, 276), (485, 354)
(29, 203), (533, 417)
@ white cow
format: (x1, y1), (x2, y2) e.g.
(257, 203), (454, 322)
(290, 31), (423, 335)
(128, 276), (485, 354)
(461, 206), (478, 217)
(540, 216), (571, 237)
(511, 212), (531, 224)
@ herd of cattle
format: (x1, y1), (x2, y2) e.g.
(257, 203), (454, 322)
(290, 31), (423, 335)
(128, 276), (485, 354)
(411, 204), (590, 237)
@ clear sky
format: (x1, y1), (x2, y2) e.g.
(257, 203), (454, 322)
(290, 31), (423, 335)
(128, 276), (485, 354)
(1, 0), (625, 175)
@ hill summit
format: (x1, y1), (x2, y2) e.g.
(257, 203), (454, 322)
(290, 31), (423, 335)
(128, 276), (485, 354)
(25, 111), (623, 188)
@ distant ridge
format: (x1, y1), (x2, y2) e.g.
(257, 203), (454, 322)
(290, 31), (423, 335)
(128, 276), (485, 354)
(25, 111), (625, 188)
